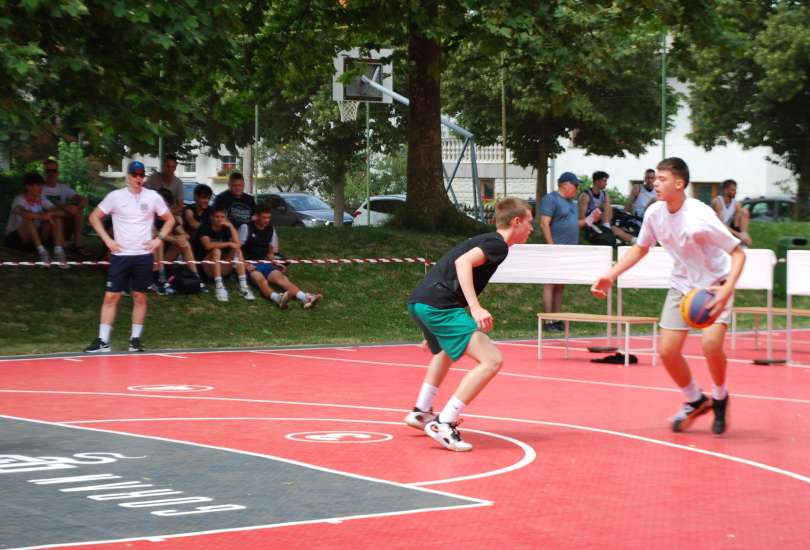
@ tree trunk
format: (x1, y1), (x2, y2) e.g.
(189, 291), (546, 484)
(405, 4), (454, 229)
(534, 131), (551, 219)
(798, 126), (810, 221)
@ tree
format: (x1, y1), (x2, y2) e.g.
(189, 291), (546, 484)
(684, 1), (810, 220)
(443, 4), (681, 214)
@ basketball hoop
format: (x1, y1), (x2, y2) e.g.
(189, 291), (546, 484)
(338, 100), (360, 122)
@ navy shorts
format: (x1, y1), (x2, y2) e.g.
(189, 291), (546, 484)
(106, 253), (154, 293)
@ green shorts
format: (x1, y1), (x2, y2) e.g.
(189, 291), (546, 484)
(408, 303), (477, 361)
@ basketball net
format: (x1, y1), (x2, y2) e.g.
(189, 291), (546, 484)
(338, 100), (360, 122)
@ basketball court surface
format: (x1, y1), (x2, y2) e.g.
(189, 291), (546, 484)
(2, 329), (810, 549)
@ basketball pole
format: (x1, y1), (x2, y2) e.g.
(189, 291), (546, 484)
(366, 101), (371, 227)
(661, 32), (667, 160)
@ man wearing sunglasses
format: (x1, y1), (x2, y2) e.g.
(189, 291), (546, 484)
(84, 160), (175, 353)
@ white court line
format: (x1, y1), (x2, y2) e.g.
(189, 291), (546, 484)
(1, 413), (491, 550)
(62, 417), (536, 488)
(155, 354), (187, 359)
(252, 351), (810, 405)
(60, 358), (83, 363)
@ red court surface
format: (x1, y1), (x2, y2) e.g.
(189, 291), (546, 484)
(2, 329), (810, 549)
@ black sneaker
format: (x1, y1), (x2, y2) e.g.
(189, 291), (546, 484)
(670, 394), (712, 432)
(543, 321), (562, 333)
(84, 338), (111, 353)
(712, 395), (730, 434)
(128, 338), (144, 352)
(553, 320), (565, 331)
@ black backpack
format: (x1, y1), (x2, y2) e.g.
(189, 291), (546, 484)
(168, 267), (202, 294)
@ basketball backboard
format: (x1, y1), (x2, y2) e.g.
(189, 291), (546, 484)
(332, 48), (393, 104)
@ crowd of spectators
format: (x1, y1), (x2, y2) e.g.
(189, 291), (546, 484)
(3, 158), (323, 311)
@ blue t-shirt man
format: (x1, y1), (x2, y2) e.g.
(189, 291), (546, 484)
(540, 172), (580, 245)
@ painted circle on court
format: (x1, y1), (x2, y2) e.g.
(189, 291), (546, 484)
(285, 431), (393, 443)
(127, 384), (213, 392)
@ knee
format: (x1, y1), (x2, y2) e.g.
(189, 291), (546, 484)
(480, 352), (503, 376)
(131, 292), (147, 306)
(702, 339), (725, 359)
(658, 341), (682, 362)
(102, 293), (121, 306)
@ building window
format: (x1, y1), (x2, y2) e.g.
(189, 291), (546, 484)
(178, 156), (196, 174)
(221, 155), (240, 174)
(691, 181), (718, 205)
(480, 178), (495, 201)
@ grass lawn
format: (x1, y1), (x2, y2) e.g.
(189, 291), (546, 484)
(1, 222), (809, 356)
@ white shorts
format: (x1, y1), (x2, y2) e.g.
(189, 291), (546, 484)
(659, 288), (733, 331)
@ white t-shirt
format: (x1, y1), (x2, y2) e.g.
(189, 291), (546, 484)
(5, 194), (54, 234)
(42, 182), (77, 206)
(97, 187), (168, 256)
(637, 198), (740, 293)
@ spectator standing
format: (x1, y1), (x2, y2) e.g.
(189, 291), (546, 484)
(4, 172), (69, 268)
(213, 172), (256, 242)
(42, 158), (90, 256)
(84, 161), (175, 353)
(625, 168), (657, 219)
(712, 179), (752, 247)
(243, 204), (323, 309)
(145, 154), (184, 212)
(540, 172), (594, 332)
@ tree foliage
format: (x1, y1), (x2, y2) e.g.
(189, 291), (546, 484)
(684, 0), (810, 219)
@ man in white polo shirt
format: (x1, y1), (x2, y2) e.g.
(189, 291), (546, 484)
(84, 161), (175, 353)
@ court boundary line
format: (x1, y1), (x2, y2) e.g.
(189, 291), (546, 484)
(62, 417), (537, 487)
(1, 414), (491, 550)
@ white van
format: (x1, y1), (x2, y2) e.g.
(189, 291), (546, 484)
(352, 194), (406, 227)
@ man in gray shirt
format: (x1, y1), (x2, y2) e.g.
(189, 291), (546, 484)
(539, 172), (596, 331)
(145, 154), (184, 213)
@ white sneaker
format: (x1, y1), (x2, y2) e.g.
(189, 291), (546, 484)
(215, 286), (229, 302)
(38, 249), (51, 268)
(405, 407), (437, 430)
(54, 248), (69, 269)
(239, 287), (256, 301)
(303, 293), (323, 309)
(276, 290), (291, 309)
(424, 420), (473, 452)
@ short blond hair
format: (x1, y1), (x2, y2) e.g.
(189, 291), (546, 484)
(494, 197), (531, 228)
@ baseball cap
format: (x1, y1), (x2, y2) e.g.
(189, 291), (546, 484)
(127, 160), (146, 175)
(557, 172), (581, 186)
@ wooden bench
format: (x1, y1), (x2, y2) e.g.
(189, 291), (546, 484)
(731, 306), (810, 350)
(537, 312), (658, 367)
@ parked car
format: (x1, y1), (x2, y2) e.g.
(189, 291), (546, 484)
(256, 192), (353, 227)
(740, 196), (796, 221)
(352, 194), (406, 226)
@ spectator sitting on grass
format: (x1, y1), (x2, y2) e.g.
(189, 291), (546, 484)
(183, 184), (213, 241)
(243, 204), (323, 309)
(197, 206), (255, 302)
(4, 172), (69, 268)
(42, 158), (91, 257)
(152, 188), (206, 294)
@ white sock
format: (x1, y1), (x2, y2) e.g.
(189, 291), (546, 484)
(681, 380), (703, 403)
(415, 383), (438, 412)
(99, 324), (112, 342)
(238, 274), (248, 289)
(438, 395), (467, 424)
(215, 276), (224, 288)
(54, 245), (64, 253)
(131, 324), (144, 339)
(36, 245), (47, 254)
(296, 291), (307, 302)
(712, 384), (728, 400)
(270, 292), (281, 303)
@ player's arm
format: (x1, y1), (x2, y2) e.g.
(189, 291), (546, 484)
(89, 207), (120, 253)
(225, 222), (242, 249)
(455, 247), (493, 333)
(14, 204), (49, 222)
(183, 208), (201, 231)
(708, 245), (746, 316)
(590, 244), (650, 299)
(712, 197), (724, 220)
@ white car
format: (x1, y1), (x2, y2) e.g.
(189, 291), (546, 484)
(352, 194), (406, 227)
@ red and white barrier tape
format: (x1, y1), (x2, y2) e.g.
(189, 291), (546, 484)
(0, 257), (432, 268)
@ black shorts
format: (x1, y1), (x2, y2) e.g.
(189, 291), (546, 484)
(106, 253), (154, 293)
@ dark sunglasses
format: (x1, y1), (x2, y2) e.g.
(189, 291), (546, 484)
(130, 172), (146, 178)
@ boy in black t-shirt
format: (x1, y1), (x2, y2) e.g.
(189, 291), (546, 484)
(406, 198), (534, 452)
(198, 207), (255, 302)
(243, 204), (323, 309)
